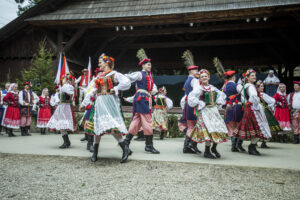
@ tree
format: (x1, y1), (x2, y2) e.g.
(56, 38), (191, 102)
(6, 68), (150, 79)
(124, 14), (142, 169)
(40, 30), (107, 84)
(17, 39), (55, 95)
(15, 0), (41, 16)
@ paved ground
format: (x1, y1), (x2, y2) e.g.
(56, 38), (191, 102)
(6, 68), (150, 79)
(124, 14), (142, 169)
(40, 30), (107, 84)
(0, 132), (300, 170)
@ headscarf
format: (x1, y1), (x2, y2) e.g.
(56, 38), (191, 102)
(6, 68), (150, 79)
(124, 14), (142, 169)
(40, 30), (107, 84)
(41, 88), (49, 98)
(8, 83), (17, 92)
(276, 83), (286, 95)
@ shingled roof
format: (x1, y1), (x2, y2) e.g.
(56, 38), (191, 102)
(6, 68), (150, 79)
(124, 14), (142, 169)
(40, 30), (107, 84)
(28, 0), (300, 21)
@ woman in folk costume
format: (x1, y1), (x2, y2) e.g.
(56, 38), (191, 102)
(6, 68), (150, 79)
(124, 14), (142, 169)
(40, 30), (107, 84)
(37, 88), (52, 135)
(188, 69), (228, 159)
(222, 70), (245, 152)
(263, 70), (280, 97)
(0, 82), (10, 135)
(233, 69), (272, 156)
(287, 81), (300, 144)
(47, 75), (77, 148)
(81, 53), (131, 163)
(152, 86), (173, 139)
(179, 50), (202, 154)
(256, 80), (282, 148)
(2, 83), (20, 137)
(273, 83), (291, 143)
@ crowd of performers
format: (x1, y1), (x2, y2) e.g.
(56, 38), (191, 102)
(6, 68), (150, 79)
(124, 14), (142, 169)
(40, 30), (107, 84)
(1, 48), (300, 163)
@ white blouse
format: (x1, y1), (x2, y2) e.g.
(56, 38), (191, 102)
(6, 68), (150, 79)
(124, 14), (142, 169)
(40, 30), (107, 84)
(288, 92), (300, 110)
(188, 84), (226, 110)
(155, 94), (173, 110)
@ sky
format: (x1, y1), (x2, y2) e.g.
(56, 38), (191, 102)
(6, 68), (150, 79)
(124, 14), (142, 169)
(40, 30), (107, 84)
(0, 0), (29, 28)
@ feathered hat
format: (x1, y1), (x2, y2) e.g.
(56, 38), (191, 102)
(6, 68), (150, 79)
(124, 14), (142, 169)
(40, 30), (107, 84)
(213, 57), (225, 79)
(182, 50), (198, 71)
(136, 48), (151, 66)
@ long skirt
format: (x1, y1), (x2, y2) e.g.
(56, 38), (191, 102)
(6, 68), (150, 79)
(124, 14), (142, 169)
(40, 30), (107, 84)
(274, 107), (291, 131)
(233, 105), (269, 139)
(152, 108), (168, 131)
(93, 95), (128, 136)
(37, 107), (52, 128)
(190, 106), (227, 143)
(47, 104), (76, 132)
(264, 107), (282, 134)
(85, 105), (95, 135)
(3, 106), (20, 129)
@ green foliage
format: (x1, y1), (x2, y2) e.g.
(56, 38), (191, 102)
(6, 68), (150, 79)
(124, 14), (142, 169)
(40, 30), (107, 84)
(15, 0), (41, 16)
(17, 40), (55, 95)
(167, 114), (184, 138)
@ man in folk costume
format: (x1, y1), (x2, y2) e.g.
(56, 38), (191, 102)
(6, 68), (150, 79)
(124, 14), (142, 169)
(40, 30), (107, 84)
(75, 69), (89, 105)
(179, 50), (201, 154)
(18, 82), (39, 136)
(47, 75), (76, 148)
(273, 83), (291, 143)
(0, 82), (10, 135)
(122, 48), (160, 162)
(288, 81), (300, 144)
(223, 70), (245, 152)
(263, 70), (280, 97)
(37, 88), (52, 135)
(152, 86), (173, 139)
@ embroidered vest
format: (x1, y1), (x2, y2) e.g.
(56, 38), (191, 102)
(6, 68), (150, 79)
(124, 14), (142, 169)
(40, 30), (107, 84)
(95, 74), (116, 95)
(200, 91), (217, 106)
(60, 92), (72, 103)
(80, 74), (88, 86)
(22, 90), (33, 105)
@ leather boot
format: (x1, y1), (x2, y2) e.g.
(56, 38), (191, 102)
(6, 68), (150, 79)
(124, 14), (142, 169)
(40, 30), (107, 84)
(8, 128), (16, 137)
(87, 135), (92, 151)
(80, 134), (87, 141)
(21, 127), (26, 136)
(59, 135), (68, 148)
(237, 139), (246, 152)
(283, 134), (288, 143)
(248, 143), (260, 156)
(5, 127), (8, 134)
(231, 137), (239, 152)
(261, 140), (269, 148)
(25, 126), (31, 136)
(204, 145), (216, 159)
(187, 140), (201, 154)
(65, 134), (71, 147)
(0, 126), (2, 135)
(134, 131), (145, 141)
(211, 143), (221, 158)
(40, 128), (43, 135)
(89, 135), (94, 152)
(297, 135), (300, 144)
(279, 135), (284, 143)
(91, 143), (99, 162)
(145, 135), (160, 154)
(160, 131), (165, 140)
(183, 136), (196, 154)
(43, 128), (47, 134)
(119, 140), (133, 163)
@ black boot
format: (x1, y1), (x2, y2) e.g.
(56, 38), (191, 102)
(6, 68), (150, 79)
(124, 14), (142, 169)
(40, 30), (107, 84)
(279, 135), (284, 143)
(237, 139), (246, 152)
(211, 143), (221, 158)
(297, 135), (300, 144)
(120, 133), (134, 163)
(261, 140), (269, 148)
(283, 134), (288, 143)
(248, 143), (260, 156)
(25, 126), (31, 136)
(89, 135), (94, 152)
(119, 140), (133, 163)
(231, 137), (239, 152)
(80, 134), (87, 141)
(160, 131), (165, 140)
(8, 128), (16, 137)
(40, 128), (43, 135)
(91, 143), (99, 162)
(87, 135), (92, 151)
(204, 145), (216, 159)
(0, 126), (2, 135)
(183, 136), (196, 154)
(21, 127), (26, 136)
(187, 140), (202, 154)
(65, 134), (71, 147)
(145, 135), (160, 154)
(134, 131), (145, 141)
(5, 127), (8, 134)
(43, 128), (47, 134)
(59, 135), (68, 148)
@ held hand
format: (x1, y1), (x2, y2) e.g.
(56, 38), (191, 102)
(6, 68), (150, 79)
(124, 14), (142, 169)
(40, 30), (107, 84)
(110, 89), (115, 95)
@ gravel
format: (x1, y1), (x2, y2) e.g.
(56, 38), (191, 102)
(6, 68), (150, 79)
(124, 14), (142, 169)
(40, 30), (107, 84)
(0, 153), (299, 200)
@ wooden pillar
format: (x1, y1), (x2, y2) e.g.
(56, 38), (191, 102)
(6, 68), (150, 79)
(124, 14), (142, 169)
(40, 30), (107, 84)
(289, 66), (295, 79)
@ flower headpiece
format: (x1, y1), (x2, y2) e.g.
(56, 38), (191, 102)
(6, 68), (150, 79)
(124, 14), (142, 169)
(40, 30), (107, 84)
(99, 53), (115, 65)
(199, 69), (210, 75)
(244, 68), (256, 77)
(256, 80), (263, 88)
(158, 86), (166, 94)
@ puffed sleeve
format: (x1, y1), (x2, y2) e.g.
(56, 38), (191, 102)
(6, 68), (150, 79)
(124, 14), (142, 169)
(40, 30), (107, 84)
(191, 78), (199, 89)
(180, 95), (186, 110)
(124, 95), (135, 104)
(125, 71), (142, 83)
(3, 92), (11, 103)
(287, 94), (291, 104)
(166, 97), (173, 110)
(151, 84), (158, 95)
(18, 91), (25, 105)
(188, 86), (206, 110)
(81, 88), (96, 108)
(113, 72), (131, 96)
(262, 92), (275, 107)
(247, 84), (260, 110)
(32, 92), (39, 104)
(61, 84), (74, 95)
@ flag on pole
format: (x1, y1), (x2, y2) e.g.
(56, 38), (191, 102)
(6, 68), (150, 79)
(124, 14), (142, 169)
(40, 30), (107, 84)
(87, 56), (92, 84)
(55, 53), (70, 85)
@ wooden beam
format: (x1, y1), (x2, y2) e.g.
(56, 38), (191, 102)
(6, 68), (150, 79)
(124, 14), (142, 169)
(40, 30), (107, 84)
(92, 35), (119, 59)
(110, 38), (279, 49)
(45, 34), (57, 52)
(63, 27), (88, 52)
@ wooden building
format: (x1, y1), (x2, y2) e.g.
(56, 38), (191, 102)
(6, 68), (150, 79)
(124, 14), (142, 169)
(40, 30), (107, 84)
(1, 0), (300, 82)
